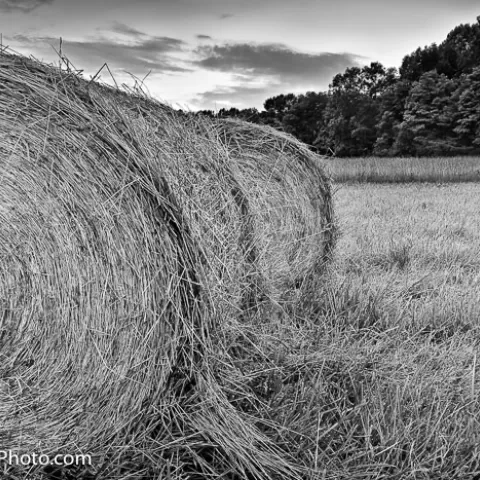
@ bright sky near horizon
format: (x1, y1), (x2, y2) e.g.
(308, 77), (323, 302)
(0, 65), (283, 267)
(0, 0), (478, 111)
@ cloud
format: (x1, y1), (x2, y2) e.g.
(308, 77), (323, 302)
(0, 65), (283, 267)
(190, 41), (363, 110)
(0, 0), (53, 13)
(12, 31), (190, 75)
(196, 34), (212, 40)
(194, 42), (360, 85)
(110, 22), (147, 39)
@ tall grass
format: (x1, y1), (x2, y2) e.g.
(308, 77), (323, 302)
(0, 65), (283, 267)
(325, 156), (480, 183)
(257, 183), (480, 479)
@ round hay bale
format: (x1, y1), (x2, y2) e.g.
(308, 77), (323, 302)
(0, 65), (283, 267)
(207, 117), (336, 303)
(0, 53), (209, 471)
(0, 52), (334, 479)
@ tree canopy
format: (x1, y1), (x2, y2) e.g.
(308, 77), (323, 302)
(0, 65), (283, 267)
(192, 18), (480, 157)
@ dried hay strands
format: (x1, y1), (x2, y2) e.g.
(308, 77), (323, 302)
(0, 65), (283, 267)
(207, 117), (336, 300)
(0, 52), (335, 479)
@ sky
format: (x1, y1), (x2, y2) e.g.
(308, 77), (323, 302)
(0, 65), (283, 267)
(1, 0), (479, 111)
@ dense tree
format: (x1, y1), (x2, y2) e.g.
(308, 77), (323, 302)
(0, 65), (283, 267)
(217, 107), (241, 118)
(316, 90), (375, 156)
(400, 44), (440, 82)
(208, 107), (262, 124)
(196, 109), (215, 118)
(331, 62), (397, 98)
(374, 80), (410, 155)
(438, 23), (480, 77)
(319, 62), (396, 156)
(263, 93), (297, 116)
(400, 23), (480, 82)
(262, 93), (297, 127)
(452, 67), (480, 153)
(188, 17), (480, 157)
(281, 92), (328, 149)
(394, 72), (459, 155)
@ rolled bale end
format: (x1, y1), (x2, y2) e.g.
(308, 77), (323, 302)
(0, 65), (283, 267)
(0, 51), (209, 459)
(213, 118), (337, 307)
(0, 53), (301, 479)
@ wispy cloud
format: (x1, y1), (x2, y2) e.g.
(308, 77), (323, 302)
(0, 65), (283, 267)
(190, 41), (362, 110)
(13, 29), (190, 74)
(11, 29), (361, 111)
(0, 0), (53, 13)
(194, 42), (360, 85)
(110, 22), (147, 39)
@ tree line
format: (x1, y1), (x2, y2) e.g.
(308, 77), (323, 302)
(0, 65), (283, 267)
(190, 19), (480, 157)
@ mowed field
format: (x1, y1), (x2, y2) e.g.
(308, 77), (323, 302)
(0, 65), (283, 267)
(282, 159), (480, 479)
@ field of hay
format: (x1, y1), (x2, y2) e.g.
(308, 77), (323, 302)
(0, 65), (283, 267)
(220, 181), (480, 480)
(326, 156), (480, 183)
(2, 52), (480, 480)
(299, 182), (480, 479)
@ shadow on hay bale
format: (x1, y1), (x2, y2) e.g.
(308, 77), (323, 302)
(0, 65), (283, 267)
(0, 53), (335, 479)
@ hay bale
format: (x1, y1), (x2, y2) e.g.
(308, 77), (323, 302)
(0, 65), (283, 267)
(0, 52), (334, 479)
(0, 53), (210, 475)
(206, 117), (336, 303)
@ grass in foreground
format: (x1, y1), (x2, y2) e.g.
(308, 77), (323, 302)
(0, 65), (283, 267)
(324, 156), (480, 183)
(236, 183), (480, 479)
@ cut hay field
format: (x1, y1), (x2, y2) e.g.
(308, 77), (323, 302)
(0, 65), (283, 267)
(283, 182), (480, 479)
(325, 156), (480, 183)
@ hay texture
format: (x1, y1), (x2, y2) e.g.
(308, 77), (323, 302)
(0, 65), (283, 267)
(212, 118), (335, 300)
(0, 52), (335, 479)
